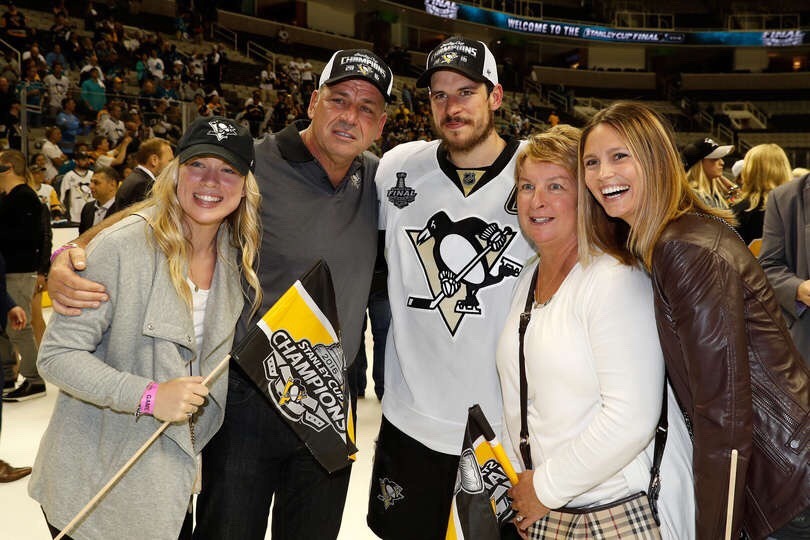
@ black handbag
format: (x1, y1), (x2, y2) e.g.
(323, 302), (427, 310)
(517, 265), (668, 528)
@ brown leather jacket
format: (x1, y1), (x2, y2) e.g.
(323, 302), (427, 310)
(650, 213), (810, 540)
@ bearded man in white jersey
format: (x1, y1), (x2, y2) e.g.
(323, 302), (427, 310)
(368, 37), (534, 540)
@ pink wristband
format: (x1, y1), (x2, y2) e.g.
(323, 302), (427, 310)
(50, 242), (79, 264)
(139, 382), (158, 416)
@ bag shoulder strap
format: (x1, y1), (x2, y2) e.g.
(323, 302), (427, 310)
(517, 264), (668, 507)
(518, 265), (538, 470)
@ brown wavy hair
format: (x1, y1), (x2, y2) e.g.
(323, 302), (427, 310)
(577, 101), (730, 269)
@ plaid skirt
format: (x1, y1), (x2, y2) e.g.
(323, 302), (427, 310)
(527, 492), (661, 540)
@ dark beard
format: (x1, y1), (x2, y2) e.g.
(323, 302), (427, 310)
(432, 110), (495, 154)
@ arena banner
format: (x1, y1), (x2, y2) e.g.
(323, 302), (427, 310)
(447, 404), (519, 540)
(424, 0), (808, 47)
(232, 260), (357, 473)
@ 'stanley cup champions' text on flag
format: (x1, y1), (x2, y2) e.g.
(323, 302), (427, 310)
(231, 260), (357, 473)
(447, 404), (519, 540)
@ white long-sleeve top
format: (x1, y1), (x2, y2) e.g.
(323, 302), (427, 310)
(497, 253), (694, 537)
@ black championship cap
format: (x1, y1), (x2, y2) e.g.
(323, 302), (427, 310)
(416, 37), (498, 89)
(176, 116), (255, 176)
(681, 137), (734, 171)
(319, 49), (394, 102)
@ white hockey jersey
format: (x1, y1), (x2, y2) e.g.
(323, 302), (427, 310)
(377, 138), (535, 454)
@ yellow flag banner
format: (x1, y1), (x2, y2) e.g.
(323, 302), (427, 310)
(232, 260), (356, 473)
(447, 404), (519, 540)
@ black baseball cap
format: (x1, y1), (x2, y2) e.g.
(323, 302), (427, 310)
(319, 49), (394, 102)
(682, 137), (734, 171)
(176, 116), (254, 176)
(416, 37), (499, 89)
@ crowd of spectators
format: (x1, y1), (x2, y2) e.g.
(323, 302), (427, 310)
(2, 0), (549, 182)
(0, 2), (245, 214)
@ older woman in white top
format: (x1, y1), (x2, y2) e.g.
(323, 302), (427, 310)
(497, 125), (694, 539)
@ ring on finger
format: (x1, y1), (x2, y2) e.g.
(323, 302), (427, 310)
(516, 514), (524, 522)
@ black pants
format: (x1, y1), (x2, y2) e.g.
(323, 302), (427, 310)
(367, 416), (460, 540)
(194, 368), (352, 539)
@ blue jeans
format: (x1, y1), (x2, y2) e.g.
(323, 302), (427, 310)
(353, 290), (390, 399)
(194, 367), (352, 540)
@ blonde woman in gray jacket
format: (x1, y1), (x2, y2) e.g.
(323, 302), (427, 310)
(29, 117), (262, 540)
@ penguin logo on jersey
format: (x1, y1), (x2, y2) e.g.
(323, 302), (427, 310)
(406, 211), (522, 335)
(387, 171), (417, 208)
(377, 478), (405, 510)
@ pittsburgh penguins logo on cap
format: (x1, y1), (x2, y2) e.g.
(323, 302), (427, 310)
(206, 119), (239, 141)
(438, 52), (459, 64)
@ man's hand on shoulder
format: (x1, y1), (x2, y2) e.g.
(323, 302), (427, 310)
(47, 246), (108, 316)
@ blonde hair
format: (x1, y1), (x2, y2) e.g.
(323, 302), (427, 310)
(686, 160), (731, 209)
(515, 124), (581, 181)
(516, 125), (636, 266)
(142, 158), (263, 315)
(738, 144), (791, 212)
(577, 101), (731, 270)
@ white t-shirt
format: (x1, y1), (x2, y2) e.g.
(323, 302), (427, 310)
(97, 116), (126, 146)
(496, 255), (695, 537)
(43, 73), (71, 109)
(36, 183), (58, 209)
(41, 139), (63, 181)
(189, 278), (209, 377)
(376, 138), (534, 454)
(94, 150), (115, 168)
(60, 168), (94, 223)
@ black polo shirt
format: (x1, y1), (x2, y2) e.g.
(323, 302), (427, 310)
(236, 122), (379, 364)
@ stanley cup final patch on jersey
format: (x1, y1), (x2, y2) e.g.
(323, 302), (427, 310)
(406, 211), (523, 336)
(387, 171), (417, 208)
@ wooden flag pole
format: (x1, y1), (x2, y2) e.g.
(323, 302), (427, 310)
(55, 354), (232, 540)
(723, 449), (739, 540)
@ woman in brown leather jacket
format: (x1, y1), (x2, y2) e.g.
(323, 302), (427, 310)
(576, 101), (810, 540)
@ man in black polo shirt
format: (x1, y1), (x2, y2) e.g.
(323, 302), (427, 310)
(193, 48), (392, 540)
(47, 49), (393, 539)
